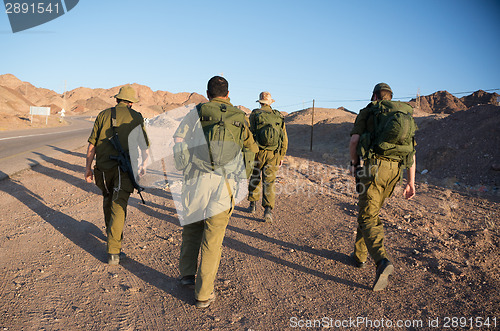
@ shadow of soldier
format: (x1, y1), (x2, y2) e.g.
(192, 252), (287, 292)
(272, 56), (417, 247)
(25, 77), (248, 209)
(47, 145), (87, 158)
(0, 169), (105, 261)
(224, 225), (368, 290)
(0, 165), (191, 304)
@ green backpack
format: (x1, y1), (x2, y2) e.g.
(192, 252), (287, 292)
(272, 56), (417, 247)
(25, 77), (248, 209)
(253, 108), (284, 151)
(190, 102), (249, 174)
(357, 100), (417, 168)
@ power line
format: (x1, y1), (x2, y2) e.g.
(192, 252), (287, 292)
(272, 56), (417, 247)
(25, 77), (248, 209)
(286, 88), (500, 106)
(275, 100), (314, 109)
(274, 88), (500, 112)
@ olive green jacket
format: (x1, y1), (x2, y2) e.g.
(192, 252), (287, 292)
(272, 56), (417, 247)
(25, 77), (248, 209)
(88, 101), (149, 170)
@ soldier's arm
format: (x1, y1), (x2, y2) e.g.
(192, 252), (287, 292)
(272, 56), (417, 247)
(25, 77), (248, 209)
(280, 124), (288, 157)
(137, 118), (151, 175)
(173, 107), (198, 142)
(248, 111), (257, 133)
(85, 114), (102, 183)
(349, 134), (360, 176)
(403, 154), (416, 199)
(85, 143), (96, 183)
(349, 107), (370, 175)
(242, 120), (259, 154)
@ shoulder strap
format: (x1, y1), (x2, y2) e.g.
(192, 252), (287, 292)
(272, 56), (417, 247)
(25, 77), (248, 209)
(197, 102), (243, 127)
(110, 107), (117, 135)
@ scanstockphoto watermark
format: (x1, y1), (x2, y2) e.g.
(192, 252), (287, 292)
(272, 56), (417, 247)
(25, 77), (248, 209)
(290, 316), (424, 329)
(289, 316), (498, 329)
(4, 0), (79, 33)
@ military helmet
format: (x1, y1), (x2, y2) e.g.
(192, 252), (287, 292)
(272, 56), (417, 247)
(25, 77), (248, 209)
(373, 83), (393, 94)
(114, 85), (139, 103)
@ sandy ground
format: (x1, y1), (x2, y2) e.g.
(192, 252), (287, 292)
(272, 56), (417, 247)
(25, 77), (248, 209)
(0, 145), (499, 330)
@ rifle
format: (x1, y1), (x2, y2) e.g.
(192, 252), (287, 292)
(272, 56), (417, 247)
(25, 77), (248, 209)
(109, 107), (146, 204)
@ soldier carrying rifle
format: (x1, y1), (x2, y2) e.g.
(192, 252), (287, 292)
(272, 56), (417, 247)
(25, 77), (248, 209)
(85, 85), (149, 265)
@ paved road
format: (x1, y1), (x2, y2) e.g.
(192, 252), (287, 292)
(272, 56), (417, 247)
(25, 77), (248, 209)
(0, 116), (94, 180)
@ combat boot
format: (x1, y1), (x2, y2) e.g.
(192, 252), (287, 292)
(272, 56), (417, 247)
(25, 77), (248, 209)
(264, 207), (273, 223)
(195, 292), (216, 309)
(248, 201), (256, 214)
(180, 275), (195, 288)
(108, 254), (120, 266)
(351, 253), (367, 269)
(372, 258), (394, 291)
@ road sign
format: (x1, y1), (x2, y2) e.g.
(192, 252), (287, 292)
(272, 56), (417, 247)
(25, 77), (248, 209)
(29, 106), (51, 124)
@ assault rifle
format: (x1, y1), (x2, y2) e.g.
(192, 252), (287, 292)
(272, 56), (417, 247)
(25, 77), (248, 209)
(109, 107), (146, 204)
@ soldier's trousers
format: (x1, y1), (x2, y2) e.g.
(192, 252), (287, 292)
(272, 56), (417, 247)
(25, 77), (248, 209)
(248, 150), (280, 209)
(179, 172), (235, 301)
(354, 158), (401, 264)
(94, 166), (133, 255)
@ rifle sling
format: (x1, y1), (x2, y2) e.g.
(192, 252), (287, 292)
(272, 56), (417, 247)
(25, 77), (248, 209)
(109, 107), (146, 204)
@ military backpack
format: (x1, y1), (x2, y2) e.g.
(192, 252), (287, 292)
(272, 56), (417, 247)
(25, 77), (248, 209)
(253, 108), (284, 151)
(357, 100), (417, 168)
(175, 102), (254, 178)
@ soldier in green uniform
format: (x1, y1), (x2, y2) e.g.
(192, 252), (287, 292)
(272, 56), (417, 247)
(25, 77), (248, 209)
(349, 83), (416, 291)
(247, 92), (288, 223)
(174, 76), (258, 308)
(85, 85), (149, 266)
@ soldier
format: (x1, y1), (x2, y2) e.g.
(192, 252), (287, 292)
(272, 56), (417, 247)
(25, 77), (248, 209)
(174, 76), (258, 308)
(85, 85), (149, 266)
(349, 83), (416, 291)
(247, 92), (288, 223)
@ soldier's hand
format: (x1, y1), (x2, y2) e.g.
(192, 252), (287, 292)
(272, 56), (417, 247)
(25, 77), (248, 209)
(85, 169), (93, 183)
(139, 164), (147, 177)
(403, 183), (415, 200)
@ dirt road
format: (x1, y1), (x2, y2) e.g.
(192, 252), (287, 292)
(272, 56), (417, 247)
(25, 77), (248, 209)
(0, 147), (499, 330)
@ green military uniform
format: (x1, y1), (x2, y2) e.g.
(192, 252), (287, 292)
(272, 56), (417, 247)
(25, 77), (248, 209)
(88, 101), (149, 255)
(248, 104), (288, 209)
(175, 97), (258, 301)
(351, 101), (407, 264)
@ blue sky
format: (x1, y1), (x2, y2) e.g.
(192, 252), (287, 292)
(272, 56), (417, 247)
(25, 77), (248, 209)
(1, 0), (499, 113)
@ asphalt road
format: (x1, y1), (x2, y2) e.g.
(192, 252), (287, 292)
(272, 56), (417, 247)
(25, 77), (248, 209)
(0, 116), (94, 180)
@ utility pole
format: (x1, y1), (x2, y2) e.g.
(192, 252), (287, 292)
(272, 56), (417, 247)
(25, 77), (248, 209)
(310, 99), (315, 152)
(416, 88), (420, 111)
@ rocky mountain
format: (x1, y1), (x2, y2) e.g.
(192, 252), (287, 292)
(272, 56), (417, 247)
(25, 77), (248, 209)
(460, 90), (500, 109)
(0, 74), (207, 119)
(409, 89), (499, 114)
(236, 105), (251, 115)
(285, 107), (358, 163)
(416, 104), (500, 188)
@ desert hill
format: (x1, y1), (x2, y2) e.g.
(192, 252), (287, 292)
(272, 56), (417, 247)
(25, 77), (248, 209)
(236, 105), (251, 115)
(408, 89), (499, 114)
(284, 103), (499, 192)
(460, 89), (500, 108)
(416, 104), (500, 189)
(285, 107), (358, 164)
(0, 74), (207, 128)
(286, 107), (356, 126)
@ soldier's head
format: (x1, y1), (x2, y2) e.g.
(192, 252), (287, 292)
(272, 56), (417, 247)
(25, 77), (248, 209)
(372, 83), (393, 101)
(257, 91), (275, 106)
(114, 85), (139, 105)
(207, 76), (229, 100)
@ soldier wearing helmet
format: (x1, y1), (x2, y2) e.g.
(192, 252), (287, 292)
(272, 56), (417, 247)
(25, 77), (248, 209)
(349, 82), (416, 291)
(85, 85), (149, 265)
